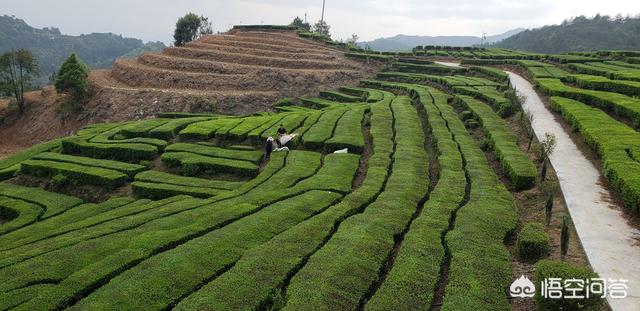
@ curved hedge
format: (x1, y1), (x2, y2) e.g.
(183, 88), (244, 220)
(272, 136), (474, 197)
(550, 96), (640, 212)
(536, 78), (640, 127)
(455, 95), (536, 190)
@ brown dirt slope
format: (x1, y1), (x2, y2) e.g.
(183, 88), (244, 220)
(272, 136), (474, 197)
(85, 28), (378, 121)
(0, 28), (380, 158)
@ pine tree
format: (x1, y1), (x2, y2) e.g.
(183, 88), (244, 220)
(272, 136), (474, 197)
(55, 53), (89, 105)
(560, 216), (570, 260)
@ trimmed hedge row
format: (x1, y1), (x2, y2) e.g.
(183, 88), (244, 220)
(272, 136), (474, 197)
(131, 181), (226, 199)
(455, 95), (537, 190)
(162, 152), (258, 177)
(378, 71), (498, 88)
(259, 113), (307, 141)
(0, 138), (64, 181)
(283, 96), (429, 310)
(361, 79), (518, 309)
(66, 191), (341, 310)
(340, 86), (385, 103)
(536, 78), (640, 126)
(0, 195), (199, 269)
(568, 63), (640, 82)
(179, 117), (243, 140)
(325, 107), (366, 153)
(89, 123), (167, 149)
(453, 86), (513, 117)
(516, 222), (550, 261)
(469, 65), (509, 82)
(166, 143), (263, 163)
(534, 260), (603, 310)
(550, 96), (640, 212)
(148, 117), (213, 140)
(564, 74), (640, 97)
(437, 89), (517, 310)
(246, 114), (288, 142)
(302, 107), (348, 149)
(0, 196), (43, 235)
(61, 138), (158, 162)
(319, 90), (363, 103)
(547, 54), (598, 63)
(293, 153), (361, 194)
(172, 93), (396, 311)
(20, 159), (129, 188)
(155, 112), (218, 118)
(118, 118), (170, 138)
(527, 66), (570, 79)
(0, 197), (136, 250)
(392, 62), (467, 75)
(32, 152), (146, 177)
(134, 170), (242, 190)
(226, 115), (273, 140)
(0, 183), (82, 219)
(364, 83), (467, 310)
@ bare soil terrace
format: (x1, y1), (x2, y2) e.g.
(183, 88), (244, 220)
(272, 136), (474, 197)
(0, 29), (380, 158)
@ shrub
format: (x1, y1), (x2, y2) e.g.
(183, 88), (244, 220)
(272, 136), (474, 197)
(55, 53), (89, 106)
(534, 260), (604, 310)
(51, 173), (68, 189)
(61, 138), (158, 162)
(516, 222), (550, 261)
(464, 119), (479, 129)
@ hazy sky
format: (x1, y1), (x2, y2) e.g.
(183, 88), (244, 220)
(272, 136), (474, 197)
(3, 0), (640, 44)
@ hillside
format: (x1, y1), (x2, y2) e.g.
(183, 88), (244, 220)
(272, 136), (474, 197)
(359, 28), (523, 52)
(0, 15), (165, 85)
(0, 52), (610, 310)
(0, 27), (379, 156)
(84, 28), (379, 120)
(494, 15), (640, 53)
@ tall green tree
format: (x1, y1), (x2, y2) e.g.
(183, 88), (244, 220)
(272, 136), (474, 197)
(55, 53), (89, 106)
(313, 20), (331, 37)
(0, 49), (39, 113)
(290, 16), (310, 31)
(173, 13), (213, 46)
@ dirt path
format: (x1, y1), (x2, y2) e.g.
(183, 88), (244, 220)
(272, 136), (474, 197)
(507, 71), (640, 311)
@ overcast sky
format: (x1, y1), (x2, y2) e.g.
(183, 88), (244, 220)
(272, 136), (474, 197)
(4, 0), (640, 44)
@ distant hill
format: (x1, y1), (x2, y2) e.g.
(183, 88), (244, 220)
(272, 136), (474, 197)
(359, 28), (524, 52)
(494, 15), (640, 54)
(0, 15), (165, 85)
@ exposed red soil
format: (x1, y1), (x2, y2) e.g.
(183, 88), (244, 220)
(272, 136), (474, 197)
(0, 87), (83, 160)
(0, 29), (380, 157)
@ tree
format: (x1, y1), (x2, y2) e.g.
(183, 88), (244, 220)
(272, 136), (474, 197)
(545, 192), (554, 226)
(174, 13), (213, 46)
(560, 216), (570, 260)
(0, 49), (39, 113)
(55, 53), (89, 106)
(539, 132), (557, 181)
(290, 16), (310, 31)
(199, 16), (213, 37)
(522, 108), (535, 151)
(346, 34), (359, 48)
(313, 20), (330, 37)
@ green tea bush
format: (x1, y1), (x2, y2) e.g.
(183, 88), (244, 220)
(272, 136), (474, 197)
(516, 222), (550, 261)
(534, 260), (603, 311)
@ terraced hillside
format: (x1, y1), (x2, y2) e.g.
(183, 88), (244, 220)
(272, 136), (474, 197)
(85, 28), (378, 122)
(4, 39), (623, 310)
(1, 67), (552, 309)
